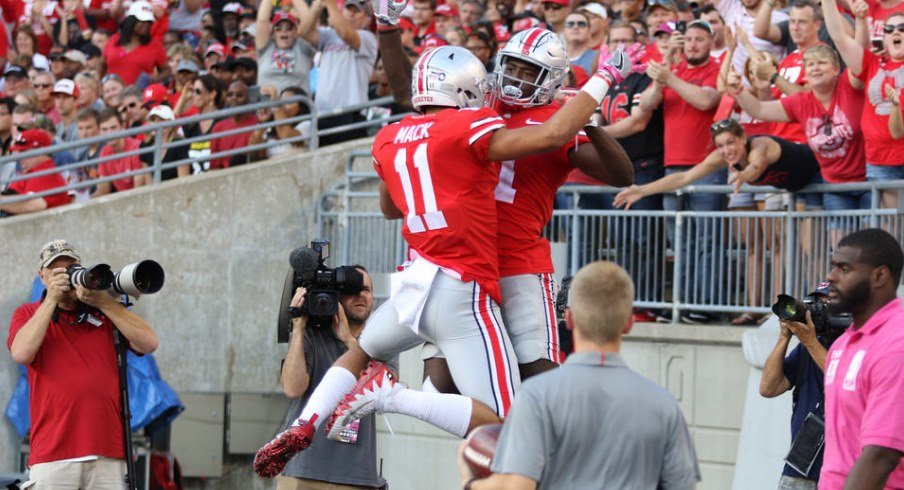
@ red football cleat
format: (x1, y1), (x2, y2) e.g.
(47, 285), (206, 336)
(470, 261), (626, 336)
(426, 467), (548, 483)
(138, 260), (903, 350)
(253, 414), (318, 478)
(325, 361), (403, 440)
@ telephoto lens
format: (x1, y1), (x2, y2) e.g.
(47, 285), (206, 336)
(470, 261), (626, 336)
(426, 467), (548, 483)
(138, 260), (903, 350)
(772, 294), (807, 323)
(67, 264), (115, 290)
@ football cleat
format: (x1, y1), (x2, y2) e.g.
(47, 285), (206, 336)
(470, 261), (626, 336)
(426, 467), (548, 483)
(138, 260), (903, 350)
(326, 361), (405, 440)
(252, 414), (318, 478)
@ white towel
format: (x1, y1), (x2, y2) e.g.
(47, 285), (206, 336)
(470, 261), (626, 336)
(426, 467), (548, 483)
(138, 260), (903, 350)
(390, 256), (440, 334)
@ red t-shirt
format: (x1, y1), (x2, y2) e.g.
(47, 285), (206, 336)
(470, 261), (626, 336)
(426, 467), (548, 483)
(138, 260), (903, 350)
(99, 138), (144, 191)
(867, 1), (904, 40)
(13, 0), (59, 55)
(88, 0), (118, 32)
(493, 103), (588, 277)
(8, 159), (70, 209)
(780, 72), (866, 183)
(102, 34), (167, 85)
(772, 49), (808, 143)
(855, 49), (904, 165)
(209, 116), (260, 169)
(7, 301), (125, 465)
(372, 107), (506, 302)
(663, 59), (721, 166)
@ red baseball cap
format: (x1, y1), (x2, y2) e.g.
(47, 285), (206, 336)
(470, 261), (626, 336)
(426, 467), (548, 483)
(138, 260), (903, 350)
(205, 43), (227, 58)
(11, 129), (53, 152)
(543, 0), (570, 6)
(270, 11), (299, 26)
(435, 4), (458, 17)
(142, 83), (169, 108)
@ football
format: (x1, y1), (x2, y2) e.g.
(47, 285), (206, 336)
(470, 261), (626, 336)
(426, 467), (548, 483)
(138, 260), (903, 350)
(462, 423), (503, 478)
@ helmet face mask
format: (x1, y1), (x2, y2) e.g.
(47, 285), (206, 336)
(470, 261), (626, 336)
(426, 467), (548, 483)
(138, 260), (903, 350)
(492, 28), (568, 107)
(411, 46), (490, 111)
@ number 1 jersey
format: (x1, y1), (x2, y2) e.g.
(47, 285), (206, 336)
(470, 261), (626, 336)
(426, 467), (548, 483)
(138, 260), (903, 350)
(372, 107), (506, 302)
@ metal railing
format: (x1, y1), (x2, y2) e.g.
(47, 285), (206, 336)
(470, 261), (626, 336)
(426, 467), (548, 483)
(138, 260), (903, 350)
(0, 95), (408, 207)
(318, 151), (904, 320)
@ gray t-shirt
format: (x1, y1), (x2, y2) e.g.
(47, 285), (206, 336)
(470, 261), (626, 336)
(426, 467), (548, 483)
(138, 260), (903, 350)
(492, 352), (700, 490)
(314, 27), (378, 113)
(280, 326), (398, 487)
(258, 40), (315, 95)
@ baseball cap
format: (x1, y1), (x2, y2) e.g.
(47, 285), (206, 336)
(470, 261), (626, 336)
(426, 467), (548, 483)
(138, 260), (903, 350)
(513, 16), (542, 32)
(53, 79), (80, 97)
(654, 21), (675, 36)
(647, 0), (677, 11)
(80, 43), (102, 59)
(63, 50), (88, 65)
(435, 4), (459, 17)
(812, 281), (831, 297)
(4, 65), (27, 79)
(147, 104), (175, 121)
(228, 57), (258, 71)
(38, 239), (81, 270)
(687, 19), (713, 35)
(543, 0), (570, 6)
(222, 1), (244, 14)
(127, 0), (156, 22)
(578, 3), (608, 19)
(232, 40), (252, 52)
(344, 0), (370, 10)
(270, 11), (299, 26)
(11, 128), (53, 152)
(176, 59), (200, 73)
(142, 83), (169, 108)
(205, 43), (227, 58)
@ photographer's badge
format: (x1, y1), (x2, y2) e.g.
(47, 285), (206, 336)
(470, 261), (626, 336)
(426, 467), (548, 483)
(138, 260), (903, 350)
(334, 420), (360, 444)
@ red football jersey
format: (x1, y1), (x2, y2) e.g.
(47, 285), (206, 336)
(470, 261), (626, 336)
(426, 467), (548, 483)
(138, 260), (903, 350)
(373, 107), (506, 302)
(494, 103), (588, 277)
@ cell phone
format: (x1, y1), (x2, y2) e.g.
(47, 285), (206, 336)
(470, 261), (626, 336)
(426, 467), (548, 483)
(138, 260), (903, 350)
(871, 38), (884, 51)
(675, 20), (687, 34)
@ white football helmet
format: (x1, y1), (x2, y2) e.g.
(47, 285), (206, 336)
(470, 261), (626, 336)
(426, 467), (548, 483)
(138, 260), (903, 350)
(492, 27), (569, 107)
(411, 46), (490, 111)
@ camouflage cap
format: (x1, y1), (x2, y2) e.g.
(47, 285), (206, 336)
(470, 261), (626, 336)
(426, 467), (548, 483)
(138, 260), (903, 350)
(38, 239), (80, 270)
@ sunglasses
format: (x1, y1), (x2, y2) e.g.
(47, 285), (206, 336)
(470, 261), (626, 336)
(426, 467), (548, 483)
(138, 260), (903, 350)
(101, 74), (122, 84)
(883, 23), (904, 34)
(709, 118), (738, 134)
(543, 3), (565, 9)
(193, 88), (206, 95)
(16, 125), (31, 133)
(34, 83), (53, 89)
(119, 101), (139, 113)
(273, 24), (294, 32)
(566, 20), (589, 28)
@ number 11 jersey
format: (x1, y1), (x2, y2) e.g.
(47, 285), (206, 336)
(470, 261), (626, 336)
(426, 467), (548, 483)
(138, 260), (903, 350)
(372, 107), (507, 302)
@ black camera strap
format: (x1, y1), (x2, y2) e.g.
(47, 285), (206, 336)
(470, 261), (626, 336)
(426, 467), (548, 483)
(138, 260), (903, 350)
(794, 347), (825, 416)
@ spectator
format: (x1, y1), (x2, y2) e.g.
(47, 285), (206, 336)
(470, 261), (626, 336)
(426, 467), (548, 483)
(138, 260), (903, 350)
(93, 108), (147, 196)
(435, 4), (461, 35)
(301, 0), (377, 146)
(821, 229), (904, 489)
(753, 0), (837, 57)
(541, 0), (569, 33)
(11, 104), (38, 143)
(459, 262), (700, 489)
(203, 42), (227, 72)
(74, 72), (105, 111)
(60, 50), (87, 79)
(34, 71), (61, 124)
(578, 3), (610, 49)
(3, 65), (31, 97)
(0, 129), (70, 215)
(645, 0), (678, 39)
(70, 108), (103, 202)
(209, 81), (259, 169)
(53, 0), (91, 51)
(118, 86), (145, 129)
(700, 5), (729, 60)
(411, 0), (438, 45)
(824, 2), (904, 209)
(565, 11), (599, 74)
(445, 26), (468, 46)
(221, 2), (245, 42)
(183, 74), (225, 174)
(0, 97), (12, 155)
(91, 29), (111, 51)
(251, 85), (310, 159)
(255, 2), (315, 95)
(102, 1), (167, 85)
(141, 83), (169, 111)
(752, 0), (823, 98)
(11, 25), (50, 71)
(716, 0), (788, 75)
(459, 0), (485, 26)
(101, 74), (124, 110)
(466, 31), (496, 71)
(615, 0), (645, 23)
(229, 57), (258, 89)
(139, 104), (189, 180)
(47, 48), (66, 79)
(172, 60), (200, 111)
(53, 79), (80, 143)
(639, 20), (724, 323)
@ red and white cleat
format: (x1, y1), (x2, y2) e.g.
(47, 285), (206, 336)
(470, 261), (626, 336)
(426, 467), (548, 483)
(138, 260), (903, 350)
(325, 361), (404, 440)
(253, 415), (318, 478)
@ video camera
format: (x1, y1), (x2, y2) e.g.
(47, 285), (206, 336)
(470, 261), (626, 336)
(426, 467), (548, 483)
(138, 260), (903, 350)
(66, 261), (166, 298)
(277, 239), (365, 341)
(772, 292), (851, 339)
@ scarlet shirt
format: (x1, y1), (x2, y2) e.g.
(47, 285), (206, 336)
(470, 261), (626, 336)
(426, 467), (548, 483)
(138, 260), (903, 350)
(372, 107), (506, 302)
(209, 115), (260, 169)
(494, 103), (588, 277)
(855, 49), (904, 165)
(102, 34), (167, 85)
(662, 59), (721, 166)
(8, 159), (70, 209)
(820, 298), (904, 489)
(780, 72), (866, 183)
(7, 301), (126, 465)
(99, 137), (144, 191)
(772, 49), (808, 143)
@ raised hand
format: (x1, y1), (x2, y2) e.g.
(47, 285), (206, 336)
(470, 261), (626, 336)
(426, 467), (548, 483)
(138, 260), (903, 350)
(726, 68), (743, 95)
(613, 185), (646, 210)
(373, 0), (408, 26)
(595, 43), (646, 85)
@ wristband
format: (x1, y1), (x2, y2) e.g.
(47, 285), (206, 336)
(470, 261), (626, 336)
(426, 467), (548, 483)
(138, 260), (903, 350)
(769, 72), (780, 85)
(377, 24), (399, 33)
(580, 75), (612, 105)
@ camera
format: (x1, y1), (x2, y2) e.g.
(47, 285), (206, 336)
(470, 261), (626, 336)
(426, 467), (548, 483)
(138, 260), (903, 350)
(66, 261), (165, 297)
(277, 239), (365, 340)
(772, 292), (851, 338)
(675, 20), (687, 34)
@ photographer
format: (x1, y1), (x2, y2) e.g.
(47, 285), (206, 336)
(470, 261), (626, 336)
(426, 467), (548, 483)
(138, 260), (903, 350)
(6, 240), (158, 487)
(760, 284), (839, 489)
(277, 266), (395, 490)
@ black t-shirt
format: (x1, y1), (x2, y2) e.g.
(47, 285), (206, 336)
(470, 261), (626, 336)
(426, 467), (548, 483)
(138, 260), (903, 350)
(750, 136), (820, 192)
(139, 137), (190, 181)
(599, 72), (664, 169)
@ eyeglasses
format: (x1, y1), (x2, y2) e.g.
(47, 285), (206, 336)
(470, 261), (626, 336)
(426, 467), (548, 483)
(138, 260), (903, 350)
(543, 3), (565, 9)
(118, 101), (139, 113)
(34, 83), (53, 89)
(566, 20), (589, 28)
(193, 88), (206, 95)
(883, 23), (904, 34)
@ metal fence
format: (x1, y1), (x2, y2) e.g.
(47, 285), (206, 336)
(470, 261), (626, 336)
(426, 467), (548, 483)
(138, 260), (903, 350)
(319, 151), (904, 321)
(0, 95), (407, 207)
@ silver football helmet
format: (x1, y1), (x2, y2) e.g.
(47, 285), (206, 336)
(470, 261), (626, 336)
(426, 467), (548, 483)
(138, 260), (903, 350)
(492, 27), (569, 107)
(411, 46), (490, 111)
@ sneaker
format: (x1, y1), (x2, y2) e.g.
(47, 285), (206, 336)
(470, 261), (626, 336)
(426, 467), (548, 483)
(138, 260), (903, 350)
(633, 309), (657, 323)
(680, 311), (717, 324)
(325, 361), (405, 441)
(654, 310), (673, 323)
(253, 414), (318, 478)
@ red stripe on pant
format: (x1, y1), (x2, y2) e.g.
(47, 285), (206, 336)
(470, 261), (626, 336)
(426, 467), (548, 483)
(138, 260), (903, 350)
(477, 290), (514, 416)
(542, 274), (561, 364)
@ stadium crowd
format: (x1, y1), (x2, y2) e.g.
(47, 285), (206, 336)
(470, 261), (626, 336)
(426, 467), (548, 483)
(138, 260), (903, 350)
(0, 0), (901, 321)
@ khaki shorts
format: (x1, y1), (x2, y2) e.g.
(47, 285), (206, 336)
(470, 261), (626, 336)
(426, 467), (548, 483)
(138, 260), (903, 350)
(28, 457), (125, 489)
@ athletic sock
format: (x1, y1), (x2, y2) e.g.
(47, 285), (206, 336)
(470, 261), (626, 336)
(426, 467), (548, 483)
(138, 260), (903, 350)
(384, 389), (473, 438)
(294, 367), (357, 429)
